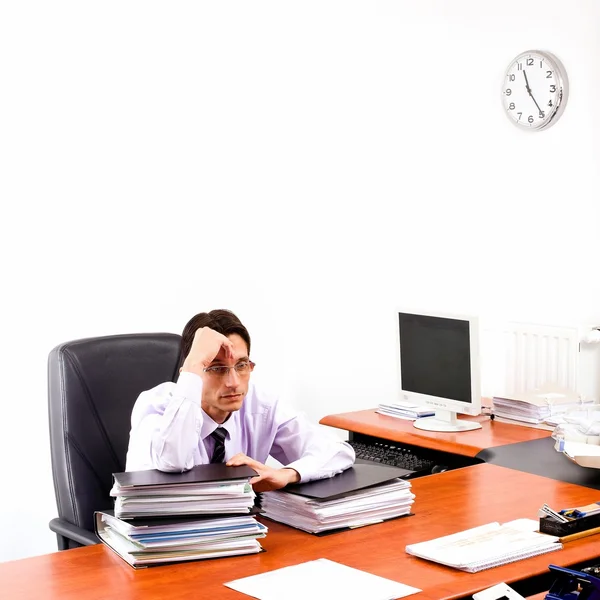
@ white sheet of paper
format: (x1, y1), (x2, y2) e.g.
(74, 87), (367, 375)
(224, 558), (421, 600)
(563, 441), (600, 457)
(502, 518), (540, 533)
(536, 392), (565, 400)
(473, 582), (526, 600)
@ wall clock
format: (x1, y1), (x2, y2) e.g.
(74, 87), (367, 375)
(502, 50), (568, 131)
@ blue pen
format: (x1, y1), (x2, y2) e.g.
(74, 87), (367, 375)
(559, 502), (600, 519)
(572, 509), (597, 518)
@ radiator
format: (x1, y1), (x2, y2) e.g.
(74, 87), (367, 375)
(481, 322), (579, 396)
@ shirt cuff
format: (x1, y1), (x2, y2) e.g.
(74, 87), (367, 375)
(175, 371), (204, 406)
(285, 456), (340, 484)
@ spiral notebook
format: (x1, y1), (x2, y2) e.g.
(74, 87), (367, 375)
(405, 519), (561, 573)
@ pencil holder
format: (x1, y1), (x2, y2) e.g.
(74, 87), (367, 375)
(540, 512), (600, 536)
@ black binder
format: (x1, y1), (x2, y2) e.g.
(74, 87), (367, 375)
(112, 463), (257, 489)
(284, 463), (413, 501)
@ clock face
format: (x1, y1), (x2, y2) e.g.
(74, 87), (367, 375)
(502, 50), (568, 131)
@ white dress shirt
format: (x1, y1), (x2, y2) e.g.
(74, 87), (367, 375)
(126, 372), (355, 483)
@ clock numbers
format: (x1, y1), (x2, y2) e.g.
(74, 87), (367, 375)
(502, 50), (568, 131)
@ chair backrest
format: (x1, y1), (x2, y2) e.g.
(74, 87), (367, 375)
(48, 333), (181, 534)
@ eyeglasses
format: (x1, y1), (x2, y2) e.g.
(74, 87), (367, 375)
(203, 361), (255, 377)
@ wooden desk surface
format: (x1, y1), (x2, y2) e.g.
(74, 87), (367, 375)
(320, 409), (550, 457)
(4, 464), (600, 600)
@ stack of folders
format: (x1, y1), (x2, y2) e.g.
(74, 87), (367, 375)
(405, 519), (561, 573)
(111, 464), (257, 518)
(376, 401), (435, 421)
(262, 464), (415, 534)
(95, 511), (267, 568)
(95, 464), (266, 568)
(492, 386), (590, 428)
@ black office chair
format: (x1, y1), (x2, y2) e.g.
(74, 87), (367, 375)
(48, 333), (181, 550)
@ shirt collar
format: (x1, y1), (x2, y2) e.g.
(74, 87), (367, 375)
(201, 409), (237, 441)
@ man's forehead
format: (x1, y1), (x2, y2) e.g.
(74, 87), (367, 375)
(212, 334), (249, 363)
(211, 352), (248, 364)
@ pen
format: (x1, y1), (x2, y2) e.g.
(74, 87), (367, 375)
(559, 502), (600, 520)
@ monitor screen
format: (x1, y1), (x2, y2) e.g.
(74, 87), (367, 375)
(399, 313), (471, 404)
(397, 310), (481, 432)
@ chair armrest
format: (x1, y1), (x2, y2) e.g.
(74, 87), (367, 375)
(49, 518), (99, 547)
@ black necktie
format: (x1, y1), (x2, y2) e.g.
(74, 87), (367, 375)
(210, 427), (227, 463)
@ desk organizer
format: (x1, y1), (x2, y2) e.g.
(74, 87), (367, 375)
(540, 512), (600, 536)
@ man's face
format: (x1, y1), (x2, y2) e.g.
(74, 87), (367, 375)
(200, 333), (251, 423)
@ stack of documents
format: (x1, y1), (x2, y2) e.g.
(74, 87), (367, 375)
(111, 464), (257, 518)
(405, 518), (561, 573)
(95, 511), (267, 568)
(262, 464), (415, 534)
(492, 386), (590, 428)
(376, 402), (435, 420)
(97, 464), (265, 568)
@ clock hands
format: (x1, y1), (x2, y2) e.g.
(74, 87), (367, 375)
(523, 70), (544, 118)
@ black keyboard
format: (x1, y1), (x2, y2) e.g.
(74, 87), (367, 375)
(349, 439), (436, 476)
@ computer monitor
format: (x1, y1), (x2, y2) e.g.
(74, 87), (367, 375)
(397, 310), (482, 432)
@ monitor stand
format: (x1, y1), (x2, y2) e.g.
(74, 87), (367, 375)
(413, 410), (482, 432)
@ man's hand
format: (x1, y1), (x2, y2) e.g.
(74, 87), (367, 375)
(181, 327), (234, 377)
(226, 453), (300, 492)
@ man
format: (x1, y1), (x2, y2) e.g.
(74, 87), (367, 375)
(126, 309), (355, 492)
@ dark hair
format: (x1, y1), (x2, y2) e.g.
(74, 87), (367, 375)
(179, 309), (251, 368)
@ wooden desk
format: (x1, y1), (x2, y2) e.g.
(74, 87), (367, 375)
(320, 408), (600, 490)
(320, 409), (550, 457)
(4, 465), (600, 600)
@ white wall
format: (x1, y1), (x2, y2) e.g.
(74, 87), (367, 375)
(1, 0), (599, 562)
